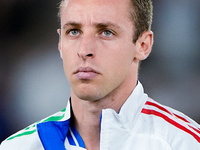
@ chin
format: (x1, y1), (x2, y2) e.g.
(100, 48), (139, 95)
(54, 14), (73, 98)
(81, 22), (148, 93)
(72, 82), (109, 101)
(76, 93), (100, 101)
(74, 88), (105, 102)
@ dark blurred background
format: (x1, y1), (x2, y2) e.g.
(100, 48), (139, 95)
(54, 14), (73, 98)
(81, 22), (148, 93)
(0, 0), (200, 142)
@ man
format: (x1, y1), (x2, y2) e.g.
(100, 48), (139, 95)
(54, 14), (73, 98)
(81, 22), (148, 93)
(1, 0), (200, 149)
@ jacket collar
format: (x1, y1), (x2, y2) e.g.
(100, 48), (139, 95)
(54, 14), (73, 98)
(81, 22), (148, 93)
(101, 81), (148, 129)
(37, 99), (86, 150)
(36, 99), (71, 150)
(119, 81), (147, 125)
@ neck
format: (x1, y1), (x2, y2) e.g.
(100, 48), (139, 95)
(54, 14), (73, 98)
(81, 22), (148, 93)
(70, 72), (137, 150)
(71, 98), (102, 150)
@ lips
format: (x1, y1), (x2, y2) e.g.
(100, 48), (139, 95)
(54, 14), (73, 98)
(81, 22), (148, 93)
(74, 67), (99, 80)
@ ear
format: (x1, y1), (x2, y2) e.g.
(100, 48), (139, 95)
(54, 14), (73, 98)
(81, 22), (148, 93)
(57, 29), (62, 59)
(134, 31), (153, 61)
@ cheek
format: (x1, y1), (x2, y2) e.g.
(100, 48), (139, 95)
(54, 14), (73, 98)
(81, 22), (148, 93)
(61, 39), (79, 61)
(61, 46), (76, 78)
(102, 45), (134, 80)
(106, 42), (135, 68)
(109, 44), (135, 78)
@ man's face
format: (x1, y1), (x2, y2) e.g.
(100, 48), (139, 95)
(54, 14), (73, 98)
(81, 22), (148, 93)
(59, 0), (140, 101)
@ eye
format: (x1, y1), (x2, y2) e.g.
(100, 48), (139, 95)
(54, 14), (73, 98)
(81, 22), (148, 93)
(101, 30), (114, 37)
(67, 29), (81, 36)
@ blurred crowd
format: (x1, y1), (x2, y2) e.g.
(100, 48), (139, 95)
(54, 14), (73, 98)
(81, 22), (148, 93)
(0, 0), (200, 142)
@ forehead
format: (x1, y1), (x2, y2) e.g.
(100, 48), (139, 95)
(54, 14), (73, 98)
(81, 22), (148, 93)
(60, 0), (131, 27)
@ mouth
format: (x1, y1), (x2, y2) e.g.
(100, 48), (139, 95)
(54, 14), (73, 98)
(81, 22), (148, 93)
(74, 67), (100, 80)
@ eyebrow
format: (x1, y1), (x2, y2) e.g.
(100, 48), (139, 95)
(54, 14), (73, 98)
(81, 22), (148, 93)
(62, 21), (120, 30)
(94, 22), (120, 29)
(63, 22), (82, 29)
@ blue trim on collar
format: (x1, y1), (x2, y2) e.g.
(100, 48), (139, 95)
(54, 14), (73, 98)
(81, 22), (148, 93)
(37, 119), (70, 150)
(71, 125), (85, 148)
(37, 119), (85, 149)
(67, 129), (76, 146)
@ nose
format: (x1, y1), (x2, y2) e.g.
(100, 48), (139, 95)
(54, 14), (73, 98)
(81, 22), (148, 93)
(77, 34), (96, 60)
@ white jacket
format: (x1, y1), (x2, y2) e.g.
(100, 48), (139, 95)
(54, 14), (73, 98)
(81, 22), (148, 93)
(1, 82), (200, 150)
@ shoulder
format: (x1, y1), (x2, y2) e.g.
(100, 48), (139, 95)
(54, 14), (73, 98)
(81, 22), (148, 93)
(0, 108), (68, 150)
(0, 131), (43, 150)
(141, 98), (200, 148)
